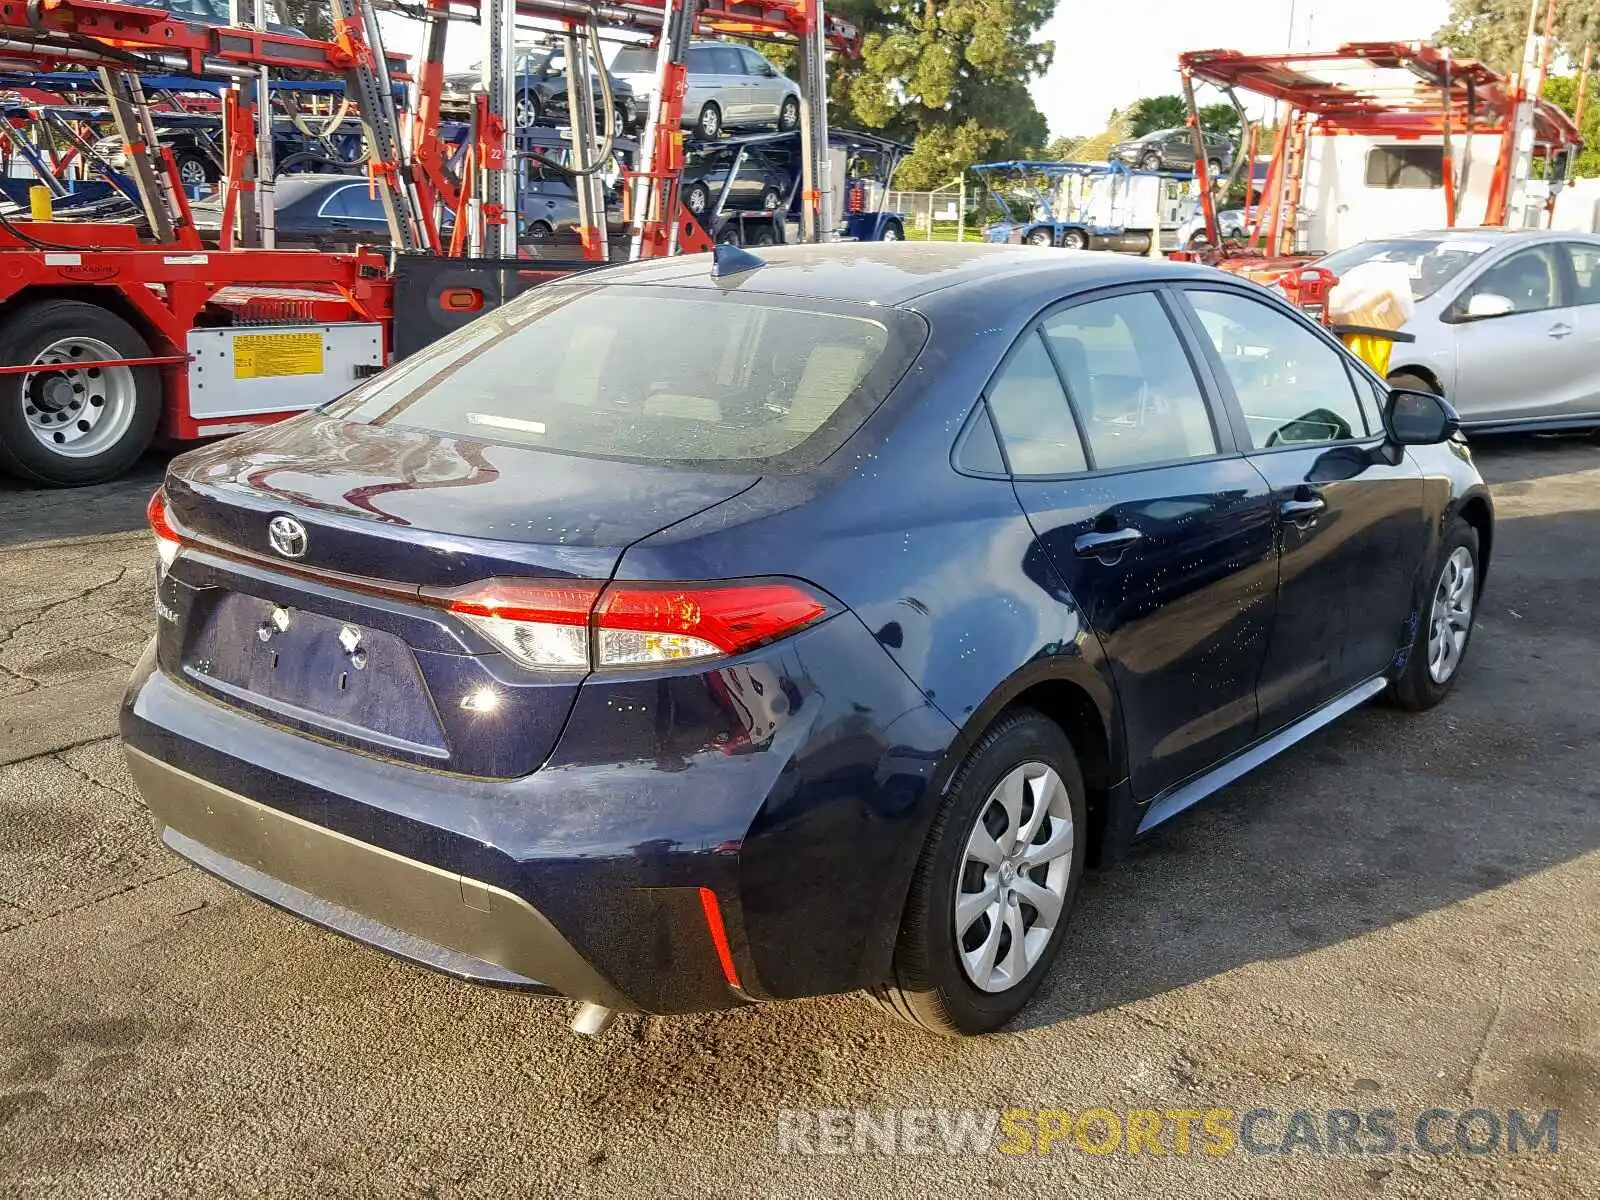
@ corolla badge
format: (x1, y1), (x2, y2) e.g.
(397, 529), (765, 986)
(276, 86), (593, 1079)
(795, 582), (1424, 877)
(267, 515), (308, 559)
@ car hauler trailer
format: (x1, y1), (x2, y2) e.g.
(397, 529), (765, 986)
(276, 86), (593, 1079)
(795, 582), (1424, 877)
(0, 0), (857, 485)
(1174, 32), (1586, 279)
(972, 160), (1195, 253)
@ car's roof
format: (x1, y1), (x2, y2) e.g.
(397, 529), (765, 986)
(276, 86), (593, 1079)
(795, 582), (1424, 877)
(1384, 227), (1600, 242)
(579, 242), (1218, 307)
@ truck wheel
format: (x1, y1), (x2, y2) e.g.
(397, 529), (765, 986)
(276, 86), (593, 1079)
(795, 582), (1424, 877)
(0, 300), (162, 487)
(1061, 229), (1089, 250)
(1025, 227), (1054, 247)
(880, 219), (903, 242)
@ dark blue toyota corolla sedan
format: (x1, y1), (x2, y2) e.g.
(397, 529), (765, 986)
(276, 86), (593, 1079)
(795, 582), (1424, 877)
(122, 244), (1492, 1036)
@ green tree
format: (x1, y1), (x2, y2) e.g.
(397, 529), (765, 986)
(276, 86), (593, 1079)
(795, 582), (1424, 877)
(1198, 102), (1241, 140)
(1437, 0), (1600, 74)
(827, 0), (1055, 188)
(1544, 73), (1600, 175)
(1126, 94), (1186, 136)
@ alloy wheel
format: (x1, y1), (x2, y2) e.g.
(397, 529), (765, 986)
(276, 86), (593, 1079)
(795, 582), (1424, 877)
(1428, 546), (1475, 683)
(954, 762), (1075, 994)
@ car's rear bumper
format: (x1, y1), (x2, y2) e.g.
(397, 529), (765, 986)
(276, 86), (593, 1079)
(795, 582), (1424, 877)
(126, 746), (633, 1008)
(120, 606), (957, 1014)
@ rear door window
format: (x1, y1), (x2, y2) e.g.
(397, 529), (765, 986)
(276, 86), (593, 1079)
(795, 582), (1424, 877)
(1041, 292), (1217, 469)
(1565, 242), (1600, 305)
(331, 285), (927, 472)
(711, 47), (746, 75)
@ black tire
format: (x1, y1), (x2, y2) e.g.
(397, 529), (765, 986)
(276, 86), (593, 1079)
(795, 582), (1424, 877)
(684, 182), (711, 216)
(879, 219), (903, 242)
(0, 300), (162, 487)
(1061, 229), (1089, 250)
(696, 102), (722, 139)
(515, 95), (541, 131)
(759, 187), (782, 211)
(715, 226), (742, 246)
(1140, 151), (1164, 171)
(869, 709), (1088, 1036)
(750, 227), (777, 246)
(1025, 227), (1054, 247)
(777, 95), (800, 132)
(526, 220), (554, 243)
(1207, 157), (1224, 177)
(1388, 517), (1481, 711)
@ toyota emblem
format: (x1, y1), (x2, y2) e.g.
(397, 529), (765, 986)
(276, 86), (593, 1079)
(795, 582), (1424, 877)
(267, 515), (308, 559)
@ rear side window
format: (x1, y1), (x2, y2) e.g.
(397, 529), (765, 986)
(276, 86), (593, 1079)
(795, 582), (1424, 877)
(686, 47), (714, 72)
(1366, 146), (1444, 189)
(984, 333), (1088, 476)
(330, 284), (926, 472)
(1042, 292), (1217, 469)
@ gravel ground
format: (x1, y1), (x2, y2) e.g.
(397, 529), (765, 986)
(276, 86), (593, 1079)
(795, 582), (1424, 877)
(1, 438), (1596, 1199)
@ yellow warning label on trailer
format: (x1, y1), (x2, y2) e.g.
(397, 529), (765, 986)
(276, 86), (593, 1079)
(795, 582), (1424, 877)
(233, 332), (325, 380)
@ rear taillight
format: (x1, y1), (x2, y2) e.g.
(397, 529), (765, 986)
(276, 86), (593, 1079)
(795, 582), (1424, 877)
(427, 578), (828, 670)
(147, 488), (183, 570)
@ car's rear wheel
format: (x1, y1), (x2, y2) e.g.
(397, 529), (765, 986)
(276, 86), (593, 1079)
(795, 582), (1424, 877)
(1141, 151), (1164, 170)
(684, 182), (711, 216)
(696, 102), (722, 139)
(0, 300), (162, 487)
(759, 187), (782, 210)
(869, 709), (1086, 1036)
(1207, 157), (1224, 177)
(1388, 516), (1481, 710)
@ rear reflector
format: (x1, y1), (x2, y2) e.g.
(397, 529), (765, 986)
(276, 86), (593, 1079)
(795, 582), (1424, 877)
(424, 577), (827, 670)
(698, 886), (742, 990)
(147, 488), (182, 570)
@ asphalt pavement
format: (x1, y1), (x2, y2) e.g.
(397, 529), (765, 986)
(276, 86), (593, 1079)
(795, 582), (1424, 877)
(1, 438), (1597, 1199)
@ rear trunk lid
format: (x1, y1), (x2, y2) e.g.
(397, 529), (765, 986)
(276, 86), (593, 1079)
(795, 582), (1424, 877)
(159, 415), (756, 777)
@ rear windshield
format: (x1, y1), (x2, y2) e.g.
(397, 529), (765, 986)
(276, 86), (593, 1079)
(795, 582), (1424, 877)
(610, 46), (656, 73)
(329, 283), (927, 472)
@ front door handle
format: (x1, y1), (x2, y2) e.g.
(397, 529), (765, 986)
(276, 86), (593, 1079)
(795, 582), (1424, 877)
(1279, 489), (1327, 529)
(1073, 527), (1144, 561)
(1549, 322), (1574, 339)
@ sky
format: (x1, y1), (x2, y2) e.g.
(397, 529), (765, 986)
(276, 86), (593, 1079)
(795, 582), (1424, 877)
(1031, 0), (1449, 136)
(378, 0), (1453, 139)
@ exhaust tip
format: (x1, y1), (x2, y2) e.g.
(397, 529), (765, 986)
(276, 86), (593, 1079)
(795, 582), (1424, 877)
(571, 1002), (617, 1037)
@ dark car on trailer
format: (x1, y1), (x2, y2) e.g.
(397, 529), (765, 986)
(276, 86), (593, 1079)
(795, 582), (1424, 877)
(124, 243), (1492, 1036)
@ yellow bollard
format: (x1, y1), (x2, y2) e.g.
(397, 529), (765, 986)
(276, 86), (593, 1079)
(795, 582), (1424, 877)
(28, 185), (52, 222)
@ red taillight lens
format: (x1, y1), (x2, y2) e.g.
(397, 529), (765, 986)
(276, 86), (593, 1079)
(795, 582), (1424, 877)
(425, 577), (828, 670)
(147, 487), (182, 569)
(595, 582), (826, 666)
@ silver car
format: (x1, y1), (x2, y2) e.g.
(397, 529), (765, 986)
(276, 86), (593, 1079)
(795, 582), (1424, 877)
(610, 41), (800, 139)
(1317, 229), (1600, 431)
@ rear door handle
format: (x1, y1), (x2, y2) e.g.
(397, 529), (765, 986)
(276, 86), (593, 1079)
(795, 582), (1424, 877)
(1073, 527), (1144, 561)
(1549, 322), (1574, 339)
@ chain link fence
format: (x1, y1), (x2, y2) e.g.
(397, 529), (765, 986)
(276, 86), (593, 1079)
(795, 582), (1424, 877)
(881, 178), (981, 241)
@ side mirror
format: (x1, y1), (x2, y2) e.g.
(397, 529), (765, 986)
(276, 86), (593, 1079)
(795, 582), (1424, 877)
(1385, 388), (1459, 446)
(1465, 292), (1514, 319)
